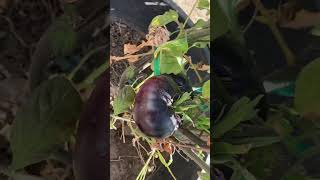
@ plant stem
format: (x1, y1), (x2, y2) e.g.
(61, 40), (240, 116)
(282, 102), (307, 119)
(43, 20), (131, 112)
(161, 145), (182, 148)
(177, 127), (208, 148)
(252, 0), (296, 67)
(185, 27), (210, 45)
(77, 60), (109, 90)
(183, 0), (200, 28)
(68, 44), (108, 80)
(180, 146), (210, 173)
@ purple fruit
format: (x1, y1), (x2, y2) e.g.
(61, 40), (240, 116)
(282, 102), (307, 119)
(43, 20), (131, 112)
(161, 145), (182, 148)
(133, 75), (182, 138)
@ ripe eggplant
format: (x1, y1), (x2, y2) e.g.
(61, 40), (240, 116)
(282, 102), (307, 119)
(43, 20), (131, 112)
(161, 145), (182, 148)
(133, 75), (190, 138)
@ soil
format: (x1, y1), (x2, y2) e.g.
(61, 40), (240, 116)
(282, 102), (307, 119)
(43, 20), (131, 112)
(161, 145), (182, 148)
(110, 19), (152, 180)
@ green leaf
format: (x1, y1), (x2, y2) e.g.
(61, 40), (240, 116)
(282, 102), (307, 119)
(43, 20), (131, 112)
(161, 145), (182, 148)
(295, 58), (320, 116)
(150, 10), (179, 27)
(152, 53), (187, 75)
(214, 142), (252, 155)
(113, 86), (136, 115)
(50, 15), (77, 56)
(213, 0), (229, 39)
(202, 80), (210, 99)
(174, 92), (192, 106)
(194, 19), (208, 29)
(195, 116), (210, 133)
(125, 66), (135, 80)
(213, 95), (263, 138)
(198, 171), (210, 180)
(198, 0), (210, 10)
(155, 38), (189, 57)
(10, 77), (82, 170)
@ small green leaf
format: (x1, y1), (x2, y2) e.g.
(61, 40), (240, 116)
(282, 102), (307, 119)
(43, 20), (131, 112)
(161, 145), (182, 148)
(202, 80), (210, 99)
(125, 66), (135, 80)
(295, 58), (320, 116)
(214, 142), (252, 155)
(198, 0), (210, 10)
(10, 77), (82, 170)
(113, 86), (135, 115)
(150, 10), (179, 27)
(213, 95), (263, 138)
(174, 92), (192, 106)
(194, 19), (207, 29)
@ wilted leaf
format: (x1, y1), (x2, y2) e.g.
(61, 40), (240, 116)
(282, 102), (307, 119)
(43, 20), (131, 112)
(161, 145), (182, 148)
(295, 58), (320, 116)
(213, 95), (263, 138)
(113, 86), (135, 115)
(150, 10), (179, 27)
(147, 27), (170, 46)
(10, 77), (82, 170)
(202, 80), (210, 99)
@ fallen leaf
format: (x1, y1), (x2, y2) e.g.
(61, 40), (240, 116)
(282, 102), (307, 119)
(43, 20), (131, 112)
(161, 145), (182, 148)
(123, 41), (151, 55)
(124, 43), (139, 55)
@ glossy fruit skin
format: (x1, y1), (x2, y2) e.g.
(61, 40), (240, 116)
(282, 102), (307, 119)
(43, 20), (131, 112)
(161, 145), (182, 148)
(133, 75), (183, 138)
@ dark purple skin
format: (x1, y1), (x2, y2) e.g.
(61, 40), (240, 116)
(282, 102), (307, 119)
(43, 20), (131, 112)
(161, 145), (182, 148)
(133, 76), (182, 138)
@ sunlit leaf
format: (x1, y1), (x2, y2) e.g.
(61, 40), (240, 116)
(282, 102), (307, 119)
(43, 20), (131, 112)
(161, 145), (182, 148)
(150, 10), (179, 27)
(113, 86), (135, 115)
(202, 80), (210, 99)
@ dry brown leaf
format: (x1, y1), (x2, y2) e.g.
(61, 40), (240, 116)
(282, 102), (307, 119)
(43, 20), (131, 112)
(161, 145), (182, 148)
(123, 43), (139, 55)
(146, 26), (170, 46)
(123, 41), (151, 55)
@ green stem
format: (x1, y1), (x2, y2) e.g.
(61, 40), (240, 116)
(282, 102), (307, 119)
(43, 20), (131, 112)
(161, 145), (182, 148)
(68, 44), (108, 80)
(77, 60), (109, 90)
(182, 0), (200, 28)
(253, 0), (296, 67)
